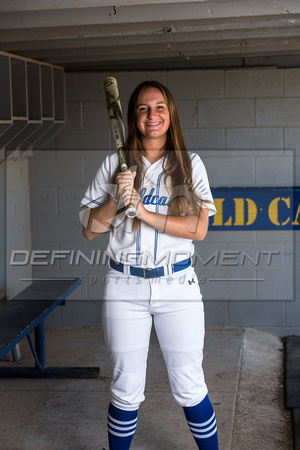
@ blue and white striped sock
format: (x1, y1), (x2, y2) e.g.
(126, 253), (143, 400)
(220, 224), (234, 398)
(183, 395), (219, 449)
(107, 403), (138, 450)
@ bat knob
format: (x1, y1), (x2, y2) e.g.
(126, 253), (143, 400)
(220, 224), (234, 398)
(125, 205), (138, 218)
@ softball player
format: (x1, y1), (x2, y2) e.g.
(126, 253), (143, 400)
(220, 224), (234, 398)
(81, 81), (219, 449)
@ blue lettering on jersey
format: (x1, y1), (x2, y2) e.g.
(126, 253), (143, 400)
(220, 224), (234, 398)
(140, 187), (170, 206)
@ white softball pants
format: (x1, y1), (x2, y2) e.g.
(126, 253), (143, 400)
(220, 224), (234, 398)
(102, 266), (208, 411)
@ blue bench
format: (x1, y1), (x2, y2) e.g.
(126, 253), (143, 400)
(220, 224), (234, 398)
(0, 278), (100, 378)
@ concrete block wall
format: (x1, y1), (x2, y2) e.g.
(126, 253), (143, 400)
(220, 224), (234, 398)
(27, 68), (299, 336)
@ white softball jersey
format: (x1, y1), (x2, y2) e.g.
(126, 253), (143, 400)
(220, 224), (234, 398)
(80, 151), (216, 267)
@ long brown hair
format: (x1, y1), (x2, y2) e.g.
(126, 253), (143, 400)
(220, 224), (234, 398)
(121, 81), (202, 216)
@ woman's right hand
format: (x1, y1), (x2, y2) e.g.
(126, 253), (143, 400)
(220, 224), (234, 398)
(115, 170), (136, 202)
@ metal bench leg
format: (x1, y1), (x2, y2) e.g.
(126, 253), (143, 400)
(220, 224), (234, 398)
(35, 320), (46, 370)
(1, 321), (100, 378)
(8, 344), (21, 362)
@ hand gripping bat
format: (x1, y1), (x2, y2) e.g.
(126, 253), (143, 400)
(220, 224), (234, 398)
(103, 77), (138, 218)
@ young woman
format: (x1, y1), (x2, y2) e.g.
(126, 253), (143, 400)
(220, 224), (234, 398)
(80, 80), (219, 449)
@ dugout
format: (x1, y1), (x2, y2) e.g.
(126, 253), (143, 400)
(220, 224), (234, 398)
(0, 0), (299, 337)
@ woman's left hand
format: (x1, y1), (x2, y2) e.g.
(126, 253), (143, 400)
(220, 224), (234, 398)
(121, 185), (145, 218)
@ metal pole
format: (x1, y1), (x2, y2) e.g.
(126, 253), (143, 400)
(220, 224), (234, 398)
(35, 320), (46, 370)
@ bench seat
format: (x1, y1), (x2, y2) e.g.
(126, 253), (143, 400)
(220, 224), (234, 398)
(0, 278), (100, 378)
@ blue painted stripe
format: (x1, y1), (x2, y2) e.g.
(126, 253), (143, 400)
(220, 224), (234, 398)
(136, 222), (141, 265)
(154, 172), (164, 263)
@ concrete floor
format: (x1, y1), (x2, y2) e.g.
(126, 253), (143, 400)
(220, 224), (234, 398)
(0, 326), (293, 450)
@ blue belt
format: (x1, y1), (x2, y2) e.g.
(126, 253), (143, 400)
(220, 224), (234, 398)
(109, 258), (191, 279)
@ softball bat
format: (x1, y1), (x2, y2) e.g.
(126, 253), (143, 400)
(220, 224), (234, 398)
(103, 77), (137, 218)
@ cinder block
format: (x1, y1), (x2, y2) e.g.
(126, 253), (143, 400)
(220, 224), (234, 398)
(64, 102), (82, 131)
(61, 300), (102, 326)
(58, 186), (87, 215)
(196, 150), (226, 159)
(6, 158), (29, 192)
(283, 242), (294, 271)
(200, 268), (256, 300)
(202, 156), (255, 186)
(7, 272), (32, 300)
(59, 271), (89, 300)
(183, 129), (224, 151)
(204, 230), (256, 243)
(87, 268), (110, 299)
(286, 298), (300, 326)
(256, 269), (293, 300)
(66, 72), (108, 102)
(203, 300), (228, 326)
(56, 130), (110, 150)
(225, 150), (284, 159)
(31, 241), (59, 251)
(31, 149), (56, 159)
(195, 267), (227, 300)
(226, 128), (283, 151)
(31, 215), (83, 244)
(84, 155), (111, 185)
(31, 186), (58, 215)
(113, 71), (167, 100)
(228, 301), (285, 326)
(45, 306), (62, 327)
(283, 69), (300, 97)
(225, 68), (282, 98)
(56, 150), (102, 160)
(83, 102), (109, 130)
(167, 70), (224, 99)
(284, 128), (300, 184)
(7, 247), (32, 278)
(6, 189), (30, 224)
(193, 241), (227, 270)
(296, 154), (300, 185)
(0, 163), (5, 195)
(20, 255), (57, 279)
(29, 243), (60, 278)
(176, 100), (197, 128)
(198, 99), (254, 128)
(226, 242), (284, 270)
(199, 230), (224, 243)
(256, 99), (300, 126)
(30, 266), (88, 298)
(27, 244), (60, 275)
(255, 155), (293, 186)
(296, 243), (300, 270)
(40, 139), (56, 152)
(256, 230), (294, 242)
(58, 241), (108, 272)
(29, 159), (84, 187)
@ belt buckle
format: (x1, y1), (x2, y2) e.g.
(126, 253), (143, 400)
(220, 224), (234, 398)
(143, 267), (154, 279)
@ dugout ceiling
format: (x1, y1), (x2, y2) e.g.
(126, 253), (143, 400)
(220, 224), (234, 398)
(1, 0), (300, 71)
